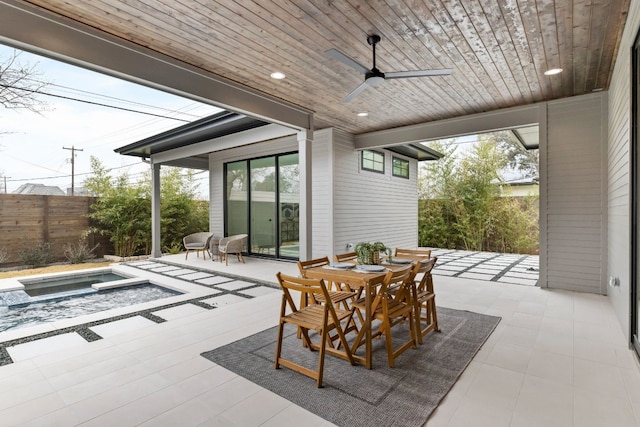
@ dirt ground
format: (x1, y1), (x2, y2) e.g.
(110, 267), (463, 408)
(0, 261), (115, 279)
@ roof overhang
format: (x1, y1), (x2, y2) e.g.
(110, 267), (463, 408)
(385, 144), (443, 161)
(115, 111), (297, 169)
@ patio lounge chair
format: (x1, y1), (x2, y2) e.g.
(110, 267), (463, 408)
(183, 232), (213, 260)
(218, 234), (248, 265)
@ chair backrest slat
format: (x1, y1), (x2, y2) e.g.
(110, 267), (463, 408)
(394, 248), (431, 258)
(334, 252), (357, 262)
(297, 256), (330, 276)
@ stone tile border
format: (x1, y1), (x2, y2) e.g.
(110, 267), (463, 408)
(432, 249), (538, 286)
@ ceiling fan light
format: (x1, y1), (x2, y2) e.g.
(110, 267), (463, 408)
(270, 71), (286, 79)
(367, 75), (385, 86)
(544, 68), (563, 76)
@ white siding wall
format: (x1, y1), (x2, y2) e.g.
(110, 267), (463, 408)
(332, 129), (418, 256)
(607, 1), (640, 338)
(545, 93), (608, 294)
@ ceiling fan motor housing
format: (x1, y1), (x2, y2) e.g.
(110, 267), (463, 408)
(367, 34), (381, 46)
(365, 69), (385, 86)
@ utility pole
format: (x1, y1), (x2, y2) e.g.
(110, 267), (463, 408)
(63, 145), (83, 196)
(3, 175), (9, 194)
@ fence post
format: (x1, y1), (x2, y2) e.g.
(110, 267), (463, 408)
(42, 195), (50, 243)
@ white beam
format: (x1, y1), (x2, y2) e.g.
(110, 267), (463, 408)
(298, 129), (313, 261)
(355, 103), (543, 149)
(150, 162), (162, 258)
(151, 124), (296, 165)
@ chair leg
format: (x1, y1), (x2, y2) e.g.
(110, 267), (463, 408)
(414, 299), (424, 345)
(429, 298), (440, 332)
(274, 321), (285, 369)
(316, 327), (328, 387)
(383, 319), (395, 368)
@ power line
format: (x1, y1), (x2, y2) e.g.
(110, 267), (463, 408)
(5, 161), (147, 182)
(42, 81), (207, 119)
(0, 83), (192, 122)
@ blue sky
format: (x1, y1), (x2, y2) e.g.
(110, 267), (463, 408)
(0, 44), (221, 195)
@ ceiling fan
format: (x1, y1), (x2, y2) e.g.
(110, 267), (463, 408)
(325, 34), (454, 104)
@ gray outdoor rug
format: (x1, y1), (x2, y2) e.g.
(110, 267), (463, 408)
(201, 307), (500, 427)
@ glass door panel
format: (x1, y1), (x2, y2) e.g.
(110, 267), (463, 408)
(278, 153), (299, 259)
(225, 161), (248, 236)
(250, 157), (276, 256)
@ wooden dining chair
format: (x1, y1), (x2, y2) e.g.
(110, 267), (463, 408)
(412, 256), (440, 344)
(350, 264), (417, 368)
(297, 257), (359, 339)
(275, 272), (356, 387)
(394, 248), (432, 258)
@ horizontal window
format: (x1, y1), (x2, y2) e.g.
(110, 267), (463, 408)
(392, 156), (409, 178)
(362, 150), (384, 173)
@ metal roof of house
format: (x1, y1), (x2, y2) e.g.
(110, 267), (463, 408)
(115, 111), (269, 159)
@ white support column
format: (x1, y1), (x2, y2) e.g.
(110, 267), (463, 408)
(151, 161), (162, 258)
(298, 129), (313, 260)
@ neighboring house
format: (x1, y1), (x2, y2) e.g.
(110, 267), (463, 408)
(66, 186), (90, 196)
(500, 178), (539, 197)
(13, 183), (65, 196)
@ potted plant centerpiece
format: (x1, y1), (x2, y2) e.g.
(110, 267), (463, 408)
(354, 241), (388, 265)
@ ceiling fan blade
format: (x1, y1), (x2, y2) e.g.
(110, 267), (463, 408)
(385, 68), (454, 79)
(341, 81), (370, 104)
(325, 48), (370, 74)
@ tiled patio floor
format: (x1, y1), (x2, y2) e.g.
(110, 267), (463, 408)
(432, 249), (539, 286)
(1, 253), (639, 426)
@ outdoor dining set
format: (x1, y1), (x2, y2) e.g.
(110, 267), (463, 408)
(274, 248), (439, 387)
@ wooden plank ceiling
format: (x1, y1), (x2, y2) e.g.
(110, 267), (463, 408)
(22, 0), (631, 135)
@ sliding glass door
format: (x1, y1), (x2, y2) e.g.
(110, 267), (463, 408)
(224, 152), (299, 260)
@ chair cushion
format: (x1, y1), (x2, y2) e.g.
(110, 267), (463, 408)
(185, 243), (205, 249)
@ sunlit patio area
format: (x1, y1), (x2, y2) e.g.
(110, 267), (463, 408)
(0, 254), (638, 426)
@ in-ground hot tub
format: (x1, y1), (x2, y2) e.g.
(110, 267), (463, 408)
(0, 268), (182, 333)
(19, 271), (130, 297)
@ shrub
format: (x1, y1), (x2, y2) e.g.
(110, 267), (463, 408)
(64, 239), (99, 264)
(19, 241), (52, 267)
(85, 156), (210, 257)
(163, 241), (183, 255)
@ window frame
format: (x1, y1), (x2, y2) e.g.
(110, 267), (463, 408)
(392, 156), (410, 179)
(361, 149), (385, 174)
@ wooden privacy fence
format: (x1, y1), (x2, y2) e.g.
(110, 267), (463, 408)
(0, 194), (111, 265)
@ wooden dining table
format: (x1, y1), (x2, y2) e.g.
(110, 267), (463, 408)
(304, 259), (419, 369)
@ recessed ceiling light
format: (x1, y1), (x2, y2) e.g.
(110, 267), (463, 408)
(357, 112), (368, 117)
(270, 72), (286, 80)
(544, 68), (563, 76)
